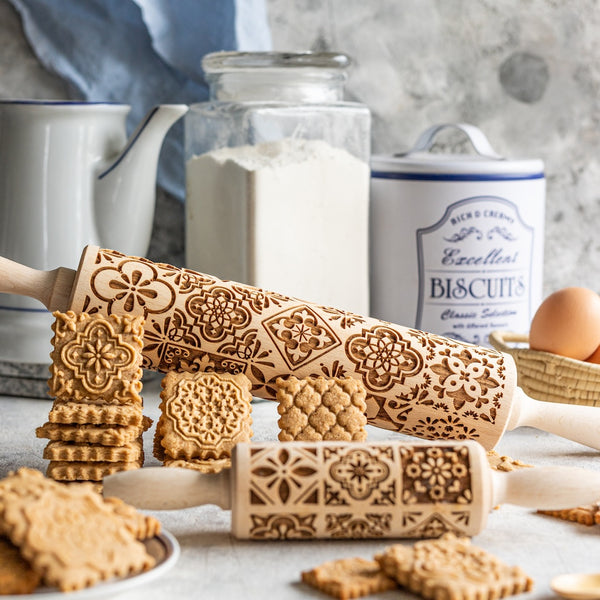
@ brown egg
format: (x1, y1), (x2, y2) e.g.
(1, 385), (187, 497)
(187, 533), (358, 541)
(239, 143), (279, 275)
(529, 286), (600, 360)
(585, 344), (600, 364)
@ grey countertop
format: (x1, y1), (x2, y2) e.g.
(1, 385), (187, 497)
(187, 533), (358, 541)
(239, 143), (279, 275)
(1, 378), (599, 600)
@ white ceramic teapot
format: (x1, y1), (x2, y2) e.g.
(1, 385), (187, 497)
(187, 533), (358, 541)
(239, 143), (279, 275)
(0, 100), (188, 364)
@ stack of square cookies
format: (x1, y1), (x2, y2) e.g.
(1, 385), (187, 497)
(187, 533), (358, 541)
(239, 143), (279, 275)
(36, 311), (151, 483)
(154, 371), (253, 473)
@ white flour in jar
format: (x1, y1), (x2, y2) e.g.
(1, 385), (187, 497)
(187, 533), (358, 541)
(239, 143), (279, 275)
(186, 138), (369, 314)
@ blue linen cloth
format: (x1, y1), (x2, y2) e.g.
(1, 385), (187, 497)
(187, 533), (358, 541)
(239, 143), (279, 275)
(8, 0), (272, 200)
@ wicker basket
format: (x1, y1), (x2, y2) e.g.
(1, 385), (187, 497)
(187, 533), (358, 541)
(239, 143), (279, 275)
(489, 330), (600, 407)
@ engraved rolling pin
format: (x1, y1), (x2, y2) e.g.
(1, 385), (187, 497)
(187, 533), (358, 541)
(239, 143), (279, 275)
(103, 440), (600, 539)
(2, 245), (600, 451)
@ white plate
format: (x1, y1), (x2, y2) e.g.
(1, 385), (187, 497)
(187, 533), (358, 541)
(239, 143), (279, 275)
(5, 530), (180, 599)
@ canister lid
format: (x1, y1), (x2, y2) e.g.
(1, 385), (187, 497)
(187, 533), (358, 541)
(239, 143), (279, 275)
(371, 124), (544, 180)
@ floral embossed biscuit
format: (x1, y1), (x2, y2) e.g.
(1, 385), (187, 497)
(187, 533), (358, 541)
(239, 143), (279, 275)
(302, 557), (396, 600)
(48, 311), (144, 404)
(276, 376), (367, 442)
(375, 533), (533, 600)
(155, 371), (253, 460)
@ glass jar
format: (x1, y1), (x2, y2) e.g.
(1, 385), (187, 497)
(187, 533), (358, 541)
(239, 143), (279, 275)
(185, 51), (371, 315)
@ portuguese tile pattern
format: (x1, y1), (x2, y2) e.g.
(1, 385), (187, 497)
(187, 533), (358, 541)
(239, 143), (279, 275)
(233, 442), (479, 540)
(155, 371), (253, 460)
(48, 310), (144, 404)
(70, 247), (516, 447)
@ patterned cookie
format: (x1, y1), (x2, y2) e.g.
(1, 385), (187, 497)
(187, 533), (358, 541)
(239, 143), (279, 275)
(48, 400), (144, 426)
(0, 536), (40, 594)
(43, 437), (144, 462)
(276, 376), (367, 442)
(375, 533), (533, 600)
(302, 557), (396, 600)
(538, 503), (600, 526)
(36, 416), (152, 446)
(1, 482), (154, 591)
(164, 457), (232, 474)
(487, 450), (533, 472)
(155, 371), (253, 460)
(47, 458), (144, 482)
(48, 311), (144, 404)
(103, 497), (162, 540)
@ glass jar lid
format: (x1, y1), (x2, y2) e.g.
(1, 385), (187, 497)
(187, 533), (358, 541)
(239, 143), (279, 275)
(202, 51), (351, 73)
(202, 52), (351, 103)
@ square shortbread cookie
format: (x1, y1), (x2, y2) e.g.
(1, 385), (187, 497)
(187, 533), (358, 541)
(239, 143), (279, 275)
(48, 311), (144, 404)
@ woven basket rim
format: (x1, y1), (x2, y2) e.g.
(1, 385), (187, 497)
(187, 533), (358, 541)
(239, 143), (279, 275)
(489, 330), (600, 371)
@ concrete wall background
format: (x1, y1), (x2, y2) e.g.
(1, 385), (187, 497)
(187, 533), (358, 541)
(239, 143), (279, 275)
(1, 0), (599, 295)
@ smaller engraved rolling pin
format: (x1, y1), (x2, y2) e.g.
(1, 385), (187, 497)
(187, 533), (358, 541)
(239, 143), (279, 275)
(103, 440), (600, 540)
(2, 246), (600, 451)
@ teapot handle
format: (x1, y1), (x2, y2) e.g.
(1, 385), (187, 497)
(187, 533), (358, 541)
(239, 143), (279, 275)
(399, 123), (505, 160)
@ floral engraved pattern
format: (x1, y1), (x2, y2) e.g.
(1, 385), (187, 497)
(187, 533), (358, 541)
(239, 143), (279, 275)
(176, 269), (217, 293)
(325, 513), (392, 538)
(263, 306), (341, 369)
(91, 259), (175, 316)
(400, 446), (472, 504)
(402, 513), (462, 538)
(431, 349), (502, 414)
(346, 326), (423, 392)
(233, 442), (482, 540)
(61, 321), (136, 394)
(232, 285), (290, 313)
(249, 514), (317, 540)
(328, 448), (390, 501)
(321, 307), (366, 330)
(249, 446), (320, 506)
(74, 247), (514, 448)
(186, 287), (251, 342)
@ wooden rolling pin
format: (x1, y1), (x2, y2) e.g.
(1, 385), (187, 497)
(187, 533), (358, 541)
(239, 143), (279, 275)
(103, 440), (600, 539)
(2, 245), (600, 451)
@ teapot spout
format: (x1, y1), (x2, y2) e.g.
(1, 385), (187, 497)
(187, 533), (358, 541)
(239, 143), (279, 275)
(94, 104), (188, 256)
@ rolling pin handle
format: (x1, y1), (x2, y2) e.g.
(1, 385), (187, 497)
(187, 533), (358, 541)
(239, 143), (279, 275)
(0, 255), (75, 312)
(492, 466), (600, 509)
(508, 387), (600, 451)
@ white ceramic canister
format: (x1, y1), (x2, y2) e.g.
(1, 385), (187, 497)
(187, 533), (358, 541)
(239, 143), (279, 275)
(370, 123), (545, 346)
